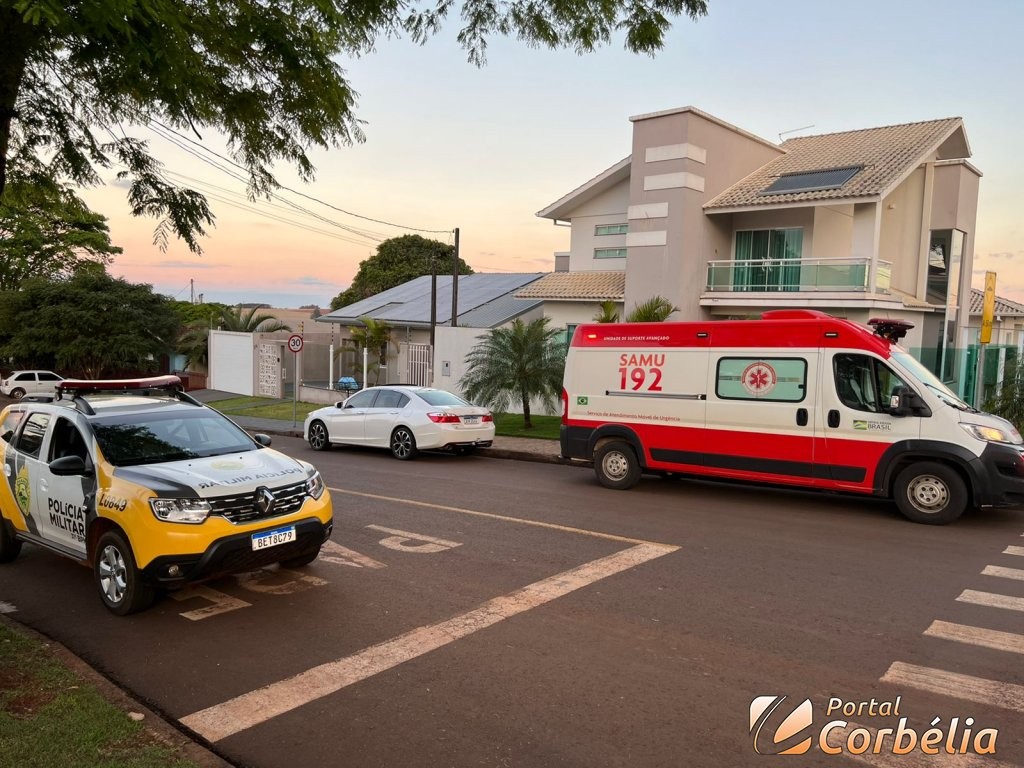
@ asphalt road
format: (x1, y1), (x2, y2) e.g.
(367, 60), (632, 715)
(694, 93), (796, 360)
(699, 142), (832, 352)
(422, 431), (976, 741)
(2, 434), (1023, 767)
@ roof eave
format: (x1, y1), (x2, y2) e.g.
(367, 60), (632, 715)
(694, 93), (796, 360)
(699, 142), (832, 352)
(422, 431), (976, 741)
(536, 156), (631, 221)
(704, 194), (881, 215)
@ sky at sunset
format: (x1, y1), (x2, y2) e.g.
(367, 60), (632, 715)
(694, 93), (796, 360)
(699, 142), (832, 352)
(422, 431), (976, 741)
(80, 0), (1024, 309)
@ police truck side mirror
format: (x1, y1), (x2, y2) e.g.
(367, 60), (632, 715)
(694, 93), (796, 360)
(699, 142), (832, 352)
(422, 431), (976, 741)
(49, 455), (92, 477)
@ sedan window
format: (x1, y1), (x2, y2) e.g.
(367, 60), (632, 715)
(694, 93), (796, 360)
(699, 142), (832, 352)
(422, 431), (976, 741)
(417, 390), (470, 407)
(374, 389), (407, 408)
(344, 390), (378, 408)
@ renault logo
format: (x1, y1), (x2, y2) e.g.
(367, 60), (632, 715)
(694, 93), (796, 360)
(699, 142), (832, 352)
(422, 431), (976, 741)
(254, 486), (276, 516)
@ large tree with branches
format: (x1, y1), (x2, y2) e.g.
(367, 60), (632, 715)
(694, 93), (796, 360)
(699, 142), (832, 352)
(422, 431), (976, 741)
(0, 0), (708, 252)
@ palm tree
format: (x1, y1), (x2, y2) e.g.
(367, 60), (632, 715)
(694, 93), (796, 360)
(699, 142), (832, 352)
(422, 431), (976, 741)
(345, 317), (395, 385)
(625, 296), (679, 322)
(177, 306), (290, 371)
(983, 356), (1024, 432)
(460, 317), (565, 429)
(592, 300), (620, 323)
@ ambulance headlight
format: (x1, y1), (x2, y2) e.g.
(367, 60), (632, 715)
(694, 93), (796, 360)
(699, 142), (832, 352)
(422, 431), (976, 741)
(150, 498), (212, 524)
(960, 422), (1023, 445)
(305, 470), (325, 500)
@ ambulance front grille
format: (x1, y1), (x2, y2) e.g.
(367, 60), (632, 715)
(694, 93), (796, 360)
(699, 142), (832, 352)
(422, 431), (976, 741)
(207, 480), (308, 524)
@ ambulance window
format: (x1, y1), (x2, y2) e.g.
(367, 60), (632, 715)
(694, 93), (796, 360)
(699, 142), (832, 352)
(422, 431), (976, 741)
(14, 413), (50, 459)
(715, 358), (807, 402)
(834, 354), (910, 413)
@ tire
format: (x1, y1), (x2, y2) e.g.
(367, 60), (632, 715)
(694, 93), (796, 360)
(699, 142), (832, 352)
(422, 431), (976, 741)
(307, 420), (331, 451)
(280, 544), (322, 569)
(893, 462), (967, 525)
(0, 519), (22, 563)
(390, 427), (418, 460)
(9, 388), (25, 401)
(94, 531), (156, 615)
(594, 440), (642, 490)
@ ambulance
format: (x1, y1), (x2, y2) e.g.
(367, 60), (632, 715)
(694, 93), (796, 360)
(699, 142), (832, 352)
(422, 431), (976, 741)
(560, 310), (1024, 524)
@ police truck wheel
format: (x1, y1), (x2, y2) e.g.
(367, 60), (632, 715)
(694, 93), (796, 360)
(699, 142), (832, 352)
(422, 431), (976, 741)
(0, 520), (22, 563)
(390, 427), (418, 460)
(9, 388), (25, 400)
(94, 531), (156, 615)
(594, 441), (642, 490)
(893, 462), (967, 525)
(307, 420), (330, 451)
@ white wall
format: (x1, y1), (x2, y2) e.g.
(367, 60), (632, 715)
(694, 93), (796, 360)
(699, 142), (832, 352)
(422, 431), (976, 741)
(567, 180), (630, 273)
(209, 331), (255, 395)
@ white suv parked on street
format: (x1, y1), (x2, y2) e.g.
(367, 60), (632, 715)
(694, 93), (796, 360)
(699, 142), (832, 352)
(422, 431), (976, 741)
(1, 371), (64, 400)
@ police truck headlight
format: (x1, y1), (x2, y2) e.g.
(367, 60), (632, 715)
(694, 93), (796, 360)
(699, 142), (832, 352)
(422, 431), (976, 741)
(149, 498), (212, 524)
(305, 470), (325, 500)
(960, 422), (1023, 445)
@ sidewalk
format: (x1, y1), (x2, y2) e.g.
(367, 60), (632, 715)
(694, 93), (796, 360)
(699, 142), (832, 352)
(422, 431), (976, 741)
(188, 390), (568, 465)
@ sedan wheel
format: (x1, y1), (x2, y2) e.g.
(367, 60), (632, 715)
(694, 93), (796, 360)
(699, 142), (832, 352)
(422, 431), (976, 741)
(390, 426), (418, 460)
(308, 420), (331, 451)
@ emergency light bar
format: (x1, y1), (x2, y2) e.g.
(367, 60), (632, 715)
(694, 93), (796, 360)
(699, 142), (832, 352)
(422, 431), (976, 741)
(57, 375), (184, 395)
(867, 318), (914, 342)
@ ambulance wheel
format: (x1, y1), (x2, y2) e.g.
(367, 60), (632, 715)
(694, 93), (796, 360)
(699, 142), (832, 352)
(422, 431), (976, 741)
(594, 441), (642, 490)
(94, 531), (155, 615)
(0, 520), (22, 562)
(893, 462), (967, 525)
(307, 420), (331, 451)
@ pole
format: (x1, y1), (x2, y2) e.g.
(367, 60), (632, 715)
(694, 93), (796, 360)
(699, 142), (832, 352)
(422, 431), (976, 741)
(451, 227), (460, 328)
(292, 347), (299, 427)
(328, 343), (334, 391)
(363, 346), (368, 389)
(430, 265), (437, 349)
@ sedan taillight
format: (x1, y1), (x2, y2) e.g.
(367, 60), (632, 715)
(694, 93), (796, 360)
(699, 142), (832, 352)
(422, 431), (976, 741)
(482, 414), (493, 422)
(427, 412), (462, 423)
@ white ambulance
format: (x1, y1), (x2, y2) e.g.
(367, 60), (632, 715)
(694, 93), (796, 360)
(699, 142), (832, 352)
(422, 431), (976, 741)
(560, 310), (1024, 524)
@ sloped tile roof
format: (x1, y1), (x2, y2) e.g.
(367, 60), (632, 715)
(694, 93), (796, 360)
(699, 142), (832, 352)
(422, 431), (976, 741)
(968, 288), (1024, 316)
(514, 271), (626, 300)
(705, 118), (964, 210)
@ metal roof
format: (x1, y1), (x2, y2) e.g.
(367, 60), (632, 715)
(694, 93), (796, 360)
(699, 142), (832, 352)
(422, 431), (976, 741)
(318, 273), (546, 328)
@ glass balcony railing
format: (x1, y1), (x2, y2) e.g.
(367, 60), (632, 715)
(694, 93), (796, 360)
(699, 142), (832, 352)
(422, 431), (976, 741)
(705, 257), (892, 293)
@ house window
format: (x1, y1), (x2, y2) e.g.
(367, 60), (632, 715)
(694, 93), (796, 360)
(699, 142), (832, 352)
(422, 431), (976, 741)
(595, 224), (628, 236)
(733, 229), (803, 291)
(594, 247), (627, 259)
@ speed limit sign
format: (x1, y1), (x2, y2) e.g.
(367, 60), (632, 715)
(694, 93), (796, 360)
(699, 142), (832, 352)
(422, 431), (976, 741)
(287, 334), (304, 353)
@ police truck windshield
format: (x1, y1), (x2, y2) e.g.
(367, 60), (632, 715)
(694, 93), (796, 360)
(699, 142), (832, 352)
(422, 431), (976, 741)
(91, 410), (258, 466)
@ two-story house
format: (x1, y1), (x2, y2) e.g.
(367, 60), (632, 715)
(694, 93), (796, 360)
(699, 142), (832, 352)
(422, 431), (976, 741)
(532, 106), (980, 396)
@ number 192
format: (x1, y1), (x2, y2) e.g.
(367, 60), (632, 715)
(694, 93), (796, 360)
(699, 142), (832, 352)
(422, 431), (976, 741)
(619, 367), (662, 391)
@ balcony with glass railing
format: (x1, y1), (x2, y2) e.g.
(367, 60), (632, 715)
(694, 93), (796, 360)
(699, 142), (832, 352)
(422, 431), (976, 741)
(705, 257), (891, 293)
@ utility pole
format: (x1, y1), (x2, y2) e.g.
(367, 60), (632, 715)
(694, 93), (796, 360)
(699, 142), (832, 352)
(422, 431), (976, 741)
(451, 227), (460, 328)
(190, 278), (194, 304)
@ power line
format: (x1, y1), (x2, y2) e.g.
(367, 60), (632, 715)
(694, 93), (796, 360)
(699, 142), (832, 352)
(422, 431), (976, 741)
(147, 118), (452, 235)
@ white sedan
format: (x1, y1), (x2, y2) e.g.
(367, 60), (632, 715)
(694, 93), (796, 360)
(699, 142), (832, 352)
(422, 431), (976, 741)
(304, 385), (495, 460)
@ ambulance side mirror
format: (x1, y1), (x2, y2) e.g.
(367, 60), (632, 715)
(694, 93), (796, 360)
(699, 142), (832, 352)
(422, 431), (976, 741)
(888, 386), (930, 418)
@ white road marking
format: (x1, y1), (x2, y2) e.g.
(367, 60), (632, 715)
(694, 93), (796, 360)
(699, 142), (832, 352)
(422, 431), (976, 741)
(1005, 545), (1024, 557)
(180, 541), (678, 742)
(826, 721), (1018, 768)
(366, 524), (461, 553)
(881, 662), (1024, 713)
(982, 565), (1024, 582)
(318, 540), (385, 569)
(172, 586), (251, 621)
(235, 567), (328, 595)
(330, 487), (667, 546)
(924, 620), (1024, 655)
(0, 601), (16, 614)
(957, 589), (1024, 612)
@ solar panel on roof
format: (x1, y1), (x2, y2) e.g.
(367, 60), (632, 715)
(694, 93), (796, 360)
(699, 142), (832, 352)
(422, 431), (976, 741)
(760, 166), (862, 196)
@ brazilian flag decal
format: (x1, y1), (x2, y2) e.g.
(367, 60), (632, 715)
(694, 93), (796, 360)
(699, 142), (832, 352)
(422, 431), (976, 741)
(576, 396), (588, 406)
(853, 420), (868, 430)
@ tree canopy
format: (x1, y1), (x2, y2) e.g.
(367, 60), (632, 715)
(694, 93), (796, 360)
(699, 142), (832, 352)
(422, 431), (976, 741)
(1, 0), (708, 252)
(330, 235), (472, 310)
(0, 267), (180, 377)
(0, 174), (121, 291)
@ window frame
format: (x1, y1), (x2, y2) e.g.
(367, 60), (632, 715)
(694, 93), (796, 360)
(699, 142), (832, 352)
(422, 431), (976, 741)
(594, 223), (628, 236)
(714, 357), (808, 403)
(594, 247), (627, 259)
